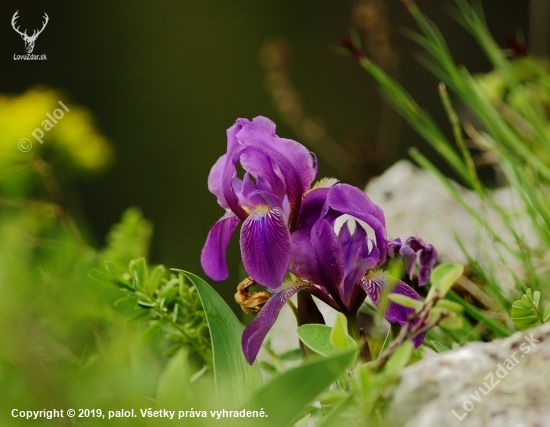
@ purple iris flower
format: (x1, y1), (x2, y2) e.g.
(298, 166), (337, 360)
(201, 116), (317, 289)
(242, 183), (437, 364)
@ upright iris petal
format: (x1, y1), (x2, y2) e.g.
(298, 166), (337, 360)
(201, 116), (317, 285)
(321, 184), (388, 265)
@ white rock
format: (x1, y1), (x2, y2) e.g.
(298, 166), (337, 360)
(388, 323), (550, 427)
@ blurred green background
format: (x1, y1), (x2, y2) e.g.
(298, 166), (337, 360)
(0, 0), (528, 304)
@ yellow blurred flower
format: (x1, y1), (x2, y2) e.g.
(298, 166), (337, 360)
(0, 87), (113, 172)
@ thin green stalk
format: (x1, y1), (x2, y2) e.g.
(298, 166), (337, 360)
(438, 82), (482, 194)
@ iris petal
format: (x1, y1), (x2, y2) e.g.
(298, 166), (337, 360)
(240, 206), (291, 289)
(294, 187), (330, 232)
(322, 184), (387, 265)
(290, 220), (344, 295)
(207, 154), (229, 209)
(361, 274), (425, 347)
(242, 285), (303, 365)
(236, 117), (317, 227)
(390, 236), (438, 286)
(200, 211), (240, 281)
(242, 282), (338, 364)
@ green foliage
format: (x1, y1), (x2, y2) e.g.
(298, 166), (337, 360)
(387, 293), (423, 309)
(430, 262), (464, 296)
(511, 288), (550, 330)
(246, 351), (356, 427)
(90, 261), (212, 364)
(100, 207), (153, 270)
(177, 270), (262, 405)
(156, 350), (194, 407)
(330, 313), (352, 350)
(297, 322), (356, 358)
(384, 342), (414, 374)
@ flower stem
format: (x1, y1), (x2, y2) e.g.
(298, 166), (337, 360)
(347, 309), (359, 340)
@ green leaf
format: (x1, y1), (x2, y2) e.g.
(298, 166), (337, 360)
(533, 291), (541, 309)
(330, 313), (349, 350)
(511, 289), (544, 330)
(378, 327), (392, 359)
(110, 278), (134, 291)
(246, 350), (355, 427)
(317, 390), (348, 406)
(387, 293), (423, 309)
(175, 270), (261, 404)
(129, 258), (148, 291)
(277, 348), (302, 362)
(431, 262), (464, 295)
(521, 295), (532, 308)
(296, 414), (311, 427)
(297, 324), (355, 357)
(156, 350), (192, 407)
(544, 302), (550, 322)
(439, 315), (463, 330)
(147, 264), (166, 295)
(140, 321), (161, 341)
(104, 261), (119, 279)
(430, 340), (450, 353)
(316, 393), (355, 427)
(298, 325), (338, 357)
(124, 309), (151, 326)
(87, 268), (109, 284)
(435, 299), (464, 312)
(384, 341), (413, 374)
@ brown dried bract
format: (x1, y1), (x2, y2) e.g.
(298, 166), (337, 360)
(235, 277), (270, 314)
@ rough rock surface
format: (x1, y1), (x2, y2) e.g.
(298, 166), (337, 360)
(388, 323), (550, 427)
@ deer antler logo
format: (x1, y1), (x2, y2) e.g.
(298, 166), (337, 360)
(11, 11), (49, 54)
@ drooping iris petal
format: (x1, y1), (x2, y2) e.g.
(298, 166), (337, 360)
(200, 211), (240, 281)
(321, 184), (387, 265)
(207, 154), (229, 209)
(240, 206), (291, 289)
(361, 273), (425, 347)
(290, 220), (344, 295)
(242, 285), (302, 365)
(242, 282), (339, 364)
